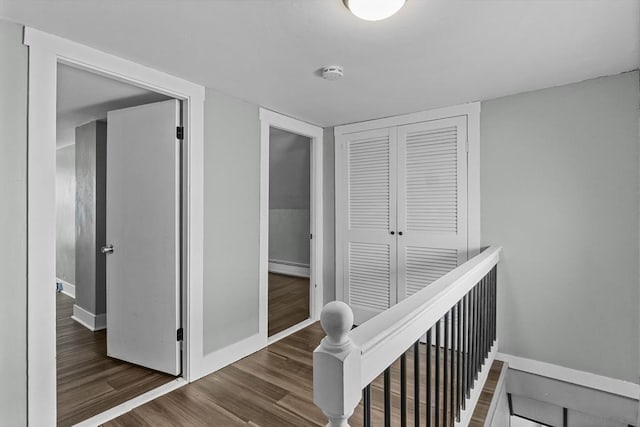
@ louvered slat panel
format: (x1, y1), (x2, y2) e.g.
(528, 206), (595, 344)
(349, 242), (391, 310)
(349, 136), (390, 230)
(405, 247), (458, 296)
(405, 126), (458, 233)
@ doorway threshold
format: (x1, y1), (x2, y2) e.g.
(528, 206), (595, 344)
(73, 378), (186, 426)
(267, 317), (315, 345)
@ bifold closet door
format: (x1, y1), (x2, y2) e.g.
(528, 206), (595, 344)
(336, 127), (397, 324)
(396, 116), (468, 299)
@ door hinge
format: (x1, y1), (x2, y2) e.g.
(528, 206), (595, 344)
(176, 126), (184, 140)
(177, 327), (184, 342)
(310, 233), (313, 240)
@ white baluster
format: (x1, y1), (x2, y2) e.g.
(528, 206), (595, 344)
(313, 301), (362, 427)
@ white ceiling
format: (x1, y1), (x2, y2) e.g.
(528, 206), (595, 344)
(4, 0), (639, 128)
(56, 64), (169, 147)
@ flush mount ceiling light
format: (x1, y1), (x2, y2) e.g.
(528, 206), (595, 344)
(343, 0), (406, 21)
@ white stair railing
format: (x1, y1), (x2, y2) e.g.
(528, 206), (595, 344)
(314, 246), (502, 427)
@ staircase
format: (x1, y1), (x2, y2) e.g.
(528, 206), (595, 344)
(313, 247), (502, 426)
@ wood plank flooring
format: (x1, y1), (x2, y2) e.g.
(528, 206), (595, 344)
(57, 293), (174, 426)
(106, 322), (502, 426)
(268, 273), (310, 337)
(469, 361), (504, 426)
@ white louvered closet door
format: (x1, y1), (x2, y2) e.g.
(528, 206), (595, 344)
(337, 127), (397, 324)
(396, 117), (468, 300)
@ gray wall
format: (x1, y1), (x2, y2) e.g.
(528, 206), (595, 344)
(269, 210), (310, 265)
(269, 128), (310, 210)
(481, 71), (639, 383)
(203, 89), (261, 354)
(202, 95), (337, 355)
(75, 121), (107, 315)
(269, 128), (311, 266)
(0, 19), (28, 426)
(56, 144), (76, 285)
(323, 127), (336, 304)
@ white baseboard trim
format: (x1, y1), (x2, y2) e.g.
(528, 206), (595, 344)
(268, 260), (310, 278)
(193, 332), (265, 381)
(56, 277), (75, 298)
(72, 304), (107, 332)
(73, 377), (186, 426)
(484, 359), (509, 427)
(496, 352), (640, 400)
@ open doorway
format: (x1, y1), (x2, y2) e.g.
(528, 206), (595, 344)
(26, 28), (205, 424)
(267, 128), (312, 336)
(259, 109), (323, 344)
(54, 63), (182, 425)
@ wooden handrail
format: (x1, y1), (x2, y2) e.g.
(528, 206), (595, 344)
(313, 246), (502, 427)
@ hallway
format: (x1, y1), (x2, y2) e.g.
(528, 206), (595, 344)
(105, 323), (326, 426)
(104, 322), (500, 426)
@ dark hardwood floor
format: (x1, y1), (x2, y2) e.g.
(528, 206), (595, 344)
(105, 323), (326, 427)
(105, 321), (501, 426)
(268, 272), (310, 336)
(57, 292), (174, 426)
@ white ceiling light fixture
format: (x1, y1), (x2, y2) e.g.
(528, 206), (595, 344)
(343, 0), (406, 21)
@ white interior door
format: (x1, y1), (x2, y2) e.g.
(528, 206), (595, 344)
(396, 116), (468, 300)
(337, 127), (397, 324)
(105, 99), (181, 375)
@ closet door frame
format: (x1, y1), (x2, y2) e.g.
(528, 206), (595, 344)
(334, 102), (481, 313)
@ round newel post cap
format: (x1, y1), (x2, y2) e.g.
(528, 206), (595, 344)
(320, 301), (354, 348)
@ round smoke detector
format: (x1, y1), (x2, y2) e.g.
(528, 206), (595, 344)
(322, 65), (344, 81)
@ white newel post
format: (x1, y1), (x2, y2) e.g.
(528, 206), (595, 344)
(313, 301), (362, 427)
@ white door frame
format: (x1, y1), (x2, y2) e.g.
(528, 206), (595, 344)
(259, 109), (323, 344)
(24, 28), (206, 425)
(333, 102), (481, 306)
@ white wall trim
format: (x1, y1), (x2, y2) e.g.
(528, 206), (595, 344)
(259, 108), (324, 342)
(56, 277), (76, 298)
(334, 102), (481, 136)
(466, 103), (481, 258)
(268, 260), (311, 278)
(24, 27), (205, 424)
(485, 358), (509, 427)
(72, 304), (106, 331)
(74, 378), (186, 426)
(26, 43), (58, 425)
(496, 352), (640, 400)
(199, 333), (264, 375)
(456, 343), (498, 426)
(267, 318), (314, 345)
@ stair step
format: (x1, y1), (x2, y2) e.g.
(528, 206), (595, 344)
(469, 360), (507, 426)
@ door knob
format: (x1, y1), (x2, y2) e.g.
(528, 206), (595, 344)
(101, 244), (114, 254)
(390, 231), (395, 235)
(398, 231), (403, 236)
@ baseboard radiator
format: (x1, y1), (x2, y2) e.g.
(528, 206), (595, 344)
(313, 246), (502, 427)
